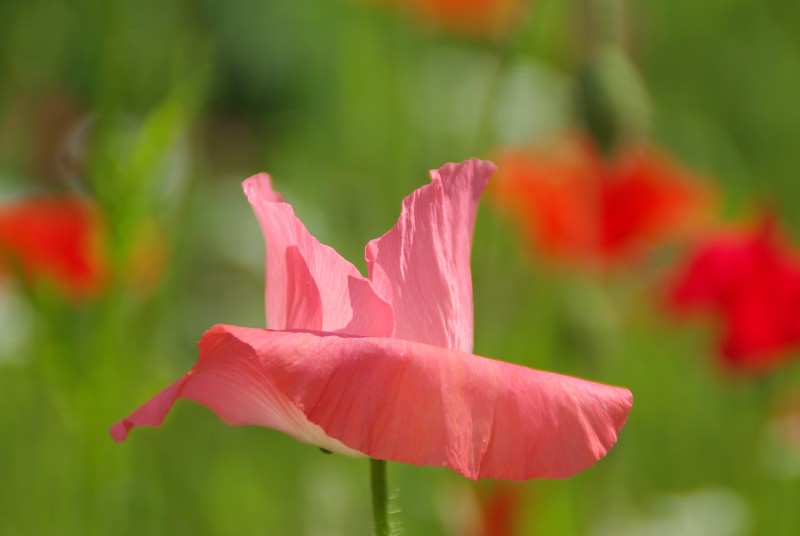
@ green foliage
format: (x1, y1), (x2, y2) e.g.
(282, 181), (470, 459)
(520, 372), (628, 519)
(1, 0), (799, 534)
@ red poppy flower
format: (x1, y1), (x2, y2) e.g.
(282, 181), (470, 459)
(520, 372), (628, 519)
(491, 135), (713, 267)
(0, 196), (106, 297)
(666, 218), (800, 371)
(112, 159), (632, 481)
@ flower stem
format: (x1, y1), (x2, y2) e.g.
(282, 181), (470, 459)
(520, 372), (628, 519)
(370, 458), (390, 536)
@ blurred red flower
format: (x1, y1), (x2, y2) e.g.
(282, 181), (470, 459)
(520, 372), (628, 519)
(665, 218), (800, 371)
(491, 135), (713, 267)
(366, 0), (525, 37)
(0, 196), (106, 297)
(476, 484), (523, 536)
(411, 0), (524, 36)
(0, 196), (166, 299)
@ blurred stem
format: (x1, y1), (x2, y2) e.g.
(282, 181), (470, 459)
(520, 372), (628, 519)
(370, 458), (390, 536)
(575, 0), (650, 155)
(473, 49), (513, 153)
(472, 0), (539, 153)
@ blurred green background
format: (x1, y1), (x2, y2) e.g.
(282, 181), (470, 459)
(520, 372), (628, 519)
(1, 0), (800, 534)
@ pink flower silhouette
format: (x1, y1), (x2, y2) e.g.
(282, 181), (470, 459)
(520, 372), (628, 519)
(111, 159), (632, 480)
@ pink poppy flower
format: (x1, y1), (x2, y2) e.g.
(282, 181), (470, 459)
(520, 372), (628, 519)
(111, 159), (632, 480)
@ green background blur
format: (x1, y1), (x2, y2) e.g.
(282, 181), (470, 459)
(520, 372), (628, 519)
(1, 0), (800, 534)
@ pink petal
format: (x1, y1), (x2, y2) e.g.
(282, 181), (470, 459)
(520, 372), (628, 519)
(114, 325), (632, 481)
(110, 327), (363, 457)
(243, 173), (393, 336)
(365, 159), (496, 353)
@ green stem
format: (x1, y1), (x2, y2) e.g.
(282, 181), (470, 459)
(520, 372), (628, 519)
(370, 458), (390, 536)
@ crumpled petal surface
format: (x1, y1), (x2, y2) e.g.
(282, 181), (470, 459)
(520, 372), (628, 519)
(366, 158), (494, 353)
(113, 325), (632, 480)
(244, 173), (393, 337)
(109, 327), (363, 457)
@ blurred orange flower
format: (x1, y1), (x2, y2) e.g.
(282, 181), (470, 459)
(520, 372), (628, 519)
(491, 135), (714, 267)
(0, 196), (106, 297)
(665, 217), (800, 372)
